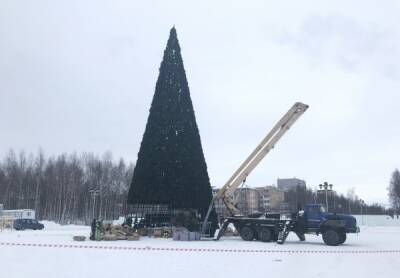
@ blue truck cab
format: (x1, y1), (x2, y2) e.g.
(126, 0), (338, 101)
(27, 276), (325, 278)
(301, 204), (360, 245)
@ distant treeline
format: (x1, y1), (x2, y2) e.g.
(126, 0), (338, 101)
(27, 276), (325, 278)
(0, 150), (133, 224)
(0, 150), (392, 226)
(284, 185), (390, 215)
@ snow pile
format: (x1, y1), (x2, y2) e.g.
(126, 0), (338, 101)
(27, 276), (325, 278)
(353, 215), (400, 226)
(40, 221), (89, 231)
(112, 217), (125, 226)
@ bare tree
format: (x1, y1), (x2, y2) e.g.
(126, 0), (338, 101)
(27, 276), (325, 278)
(0, 150), (133, 224)
(388, 169), (400, 216)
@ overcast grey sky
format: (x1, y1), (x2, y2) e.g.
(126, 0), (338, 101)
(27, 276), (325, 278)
(1, 0), (399, 204)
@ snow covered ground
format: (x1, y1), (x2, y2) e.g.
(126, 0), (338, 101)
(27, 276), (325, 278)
(353, 214), (400, 226)
(1, 222), (400, 278)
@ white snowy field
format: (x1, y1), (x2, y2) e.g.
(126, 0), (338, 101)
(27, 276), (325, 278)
(1, 222), (400, 278)
(353, 214), (400, 226)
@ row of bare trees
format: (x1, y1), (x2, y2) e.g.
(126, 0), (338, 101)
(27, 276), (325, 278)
(284, 186), (389, 215)
(0, 150), (133, 224)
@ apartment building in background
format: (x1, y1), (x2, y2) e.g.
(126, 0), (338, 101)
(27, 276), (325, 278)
(255, 186), (285, 213)
(211, 184), (285, 218)
(235, 188), (259, 216)
(277, 178), (306, 191)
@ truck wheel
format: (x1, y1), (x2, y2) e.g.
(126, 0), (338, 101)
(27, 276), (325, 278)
(258, 228), (272, 242)
(240, 226), (254, 241)
(322, 229), (340, 246)
(338, 232), (347, 244)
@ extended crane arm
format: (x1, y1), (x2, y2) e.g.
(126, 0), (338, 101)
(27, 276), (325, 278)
(202, 102), (308, 233)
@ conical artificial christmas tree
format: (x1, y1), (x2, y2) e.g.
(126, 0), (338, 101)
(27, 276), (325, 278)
(127, 27), (217, 228)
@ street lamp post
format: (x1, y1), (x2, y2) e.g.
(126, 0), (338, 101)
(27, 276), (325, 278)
(318, 182), (334, 212)
(360, 199), (365, 225)
(89, 186), (100, 219)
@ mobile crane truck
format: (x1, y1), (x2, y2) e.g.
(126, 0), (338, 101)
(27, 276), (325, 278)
(201, 102), (359, 246)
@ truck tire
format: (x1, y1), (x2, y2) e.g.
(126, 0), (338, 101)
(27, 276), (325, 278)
(258, 228), (272, 242)
(240, 226), (254, 241)
(338, 232), (347, 244)
(322, 229), (340, 246)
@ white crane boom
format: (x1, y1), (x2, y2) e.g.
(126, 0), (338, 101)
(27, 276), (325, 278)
(202, 102), (308, 233)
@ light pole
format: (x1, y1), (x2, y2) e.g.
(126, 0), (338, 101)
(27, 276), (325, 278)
(89, 186), (100, 219)
(360, 199), (365, 225)
(318, 182), (334, 212)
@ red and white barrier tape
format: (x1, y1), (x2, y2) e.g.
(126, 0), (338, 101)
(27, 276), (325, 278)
(1, 242), (400, 254)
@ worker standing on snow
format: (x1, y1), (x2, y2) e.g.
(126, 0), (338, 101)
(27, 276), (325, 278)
(95, 217), (103, 241)
(90, 218), (96, 240)
(294, 210), (306, 241)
